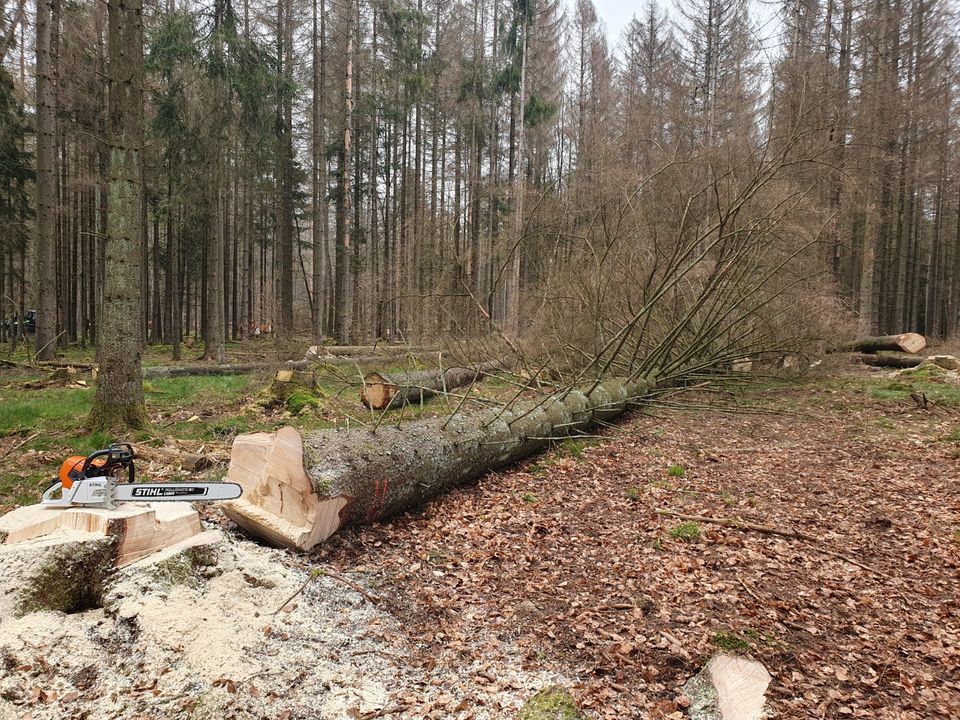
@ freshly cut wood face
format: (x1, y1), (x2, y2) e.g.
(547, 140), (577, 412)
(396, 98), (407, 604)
(360, 372), (397, 410)
(221, 426), (348, 550)
(707, 654), (771, 720)
(0, 502), (203, 566)
(896, 332), (926, 354)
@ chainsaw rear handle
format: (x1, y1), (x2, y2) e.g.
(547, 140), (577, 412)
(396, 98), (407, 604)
(80, 443), (135, 483)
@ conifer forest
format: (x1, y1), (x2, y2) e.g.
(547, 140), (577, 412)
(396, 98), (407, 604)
(3, 0), (960, 364)
(0, 1), (958, 718)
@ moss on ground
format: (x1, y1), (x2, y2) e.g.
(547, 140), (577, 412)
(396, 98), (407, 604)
(516, 686), (586, 720)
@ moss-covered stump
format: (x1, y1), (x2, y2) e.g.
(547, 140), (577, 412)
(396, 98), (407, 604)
(516, 686), (586, 720)
(223, 374), (658, 550)
(262, 369), (319, 414)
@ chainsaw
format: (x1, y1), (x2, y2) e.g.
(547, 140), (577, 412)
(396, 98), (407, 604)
(42, 443), (242, 509)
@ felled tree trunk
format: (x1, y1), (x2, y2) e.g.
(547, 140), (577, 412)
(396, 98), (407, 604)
(142, 362), (308, 379)
(310, 344), (440, 357)
(857, 353), (924, 369)
(222, 374), (657, 550)
(360, 359), (507, 410)
(831, 333), (926, 354)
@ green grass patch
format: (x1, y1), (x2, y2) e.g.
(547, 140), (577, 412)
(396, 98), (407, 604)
(667, 463), (686, 478)
(864, 373), (960, 408)
(521, 492), (540, 504)
(625, 487), (642, 501)
(0, 386), (95, 436)
(669, 521), (701, 542)
(144, 375), (261, 407)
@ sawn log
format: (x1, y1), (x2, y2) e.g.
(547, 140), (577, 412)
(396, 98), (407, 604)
(857, 353), (924, 369)
(360, 359), (507, 410)
(830, 333), (926, 355)
(222, 374), (657, 550)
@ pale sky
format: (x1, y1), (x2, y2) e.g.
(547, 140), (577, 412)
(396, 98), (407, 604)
(591, 0), (638, 44)
(587, 0), (782, 53)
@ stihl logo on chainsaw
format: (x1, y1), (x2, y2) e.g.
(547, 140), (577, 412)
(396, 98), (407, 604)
(130, 486), (208, 498)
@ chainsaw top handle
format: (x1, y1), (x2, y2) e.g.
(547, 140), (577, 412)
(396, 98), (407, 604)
(80, 443), (135, 483)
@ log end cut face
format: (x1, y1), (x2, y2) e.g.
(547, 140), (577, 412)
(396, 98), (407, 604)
(360, 372), (398, 410)
(897, 333), (926, 354)
(222, 426), (349, 551)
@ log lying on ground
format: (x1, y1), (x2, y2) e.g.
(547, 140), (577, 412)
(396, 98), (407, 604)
(309, 344), (440, 357)
(830, 332), (926, 354)
(360, 359), (507, 410)
(857, 353), (924, 369)
(142, 350), (445, 379)
(222, 374), (657, 550)
(142, 362), (303, 379)
(858, 353), (960, 371)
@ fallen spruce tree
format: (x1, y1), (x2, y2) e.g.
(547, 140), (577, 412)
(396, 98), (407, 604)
(857, 353), (924, 369)
(222, 373), (657, 550)
(830, 332), (926, 355)
(140, 349), (443, 379)
(360, 359), (508, 410)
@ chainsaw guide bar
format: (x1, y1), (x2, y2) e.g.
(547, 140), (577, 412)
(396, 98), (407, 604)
(41, 443), (242, 509)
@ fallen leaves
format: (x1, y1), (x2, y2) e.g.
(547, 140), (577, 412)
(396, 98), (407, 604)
(317, 370), (960, 718)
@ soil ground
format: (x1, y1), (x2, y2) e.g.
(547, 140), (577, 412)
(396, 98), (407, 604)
(0, 356), (957, 719)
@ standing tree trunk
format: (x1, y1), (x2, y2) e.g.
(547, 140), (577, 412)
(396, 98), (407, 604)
(34, 0), (58, 361)
(89, 0), (147, 431)
(335, 0), (354, 345)
(311, 0), (327, 342)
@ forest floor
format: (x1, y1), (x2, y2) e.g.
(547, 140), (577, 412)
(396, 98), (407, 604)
(0, 353), (958, 719)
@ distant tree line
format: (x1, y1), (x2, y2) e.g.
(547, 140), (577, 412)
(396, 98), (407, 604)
(1, 0), (960, 362)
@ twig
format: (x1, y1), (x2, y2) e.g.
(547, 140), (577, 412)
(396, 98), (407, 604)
(736, 577), (764, 603)
(324, 569), (380, 604)
(273, 570), (320, 614)
(656, 509), (889, 578)
(2, 431), (39, 457)
(361, 705), (409, 719)
(273, 567), (379, 614)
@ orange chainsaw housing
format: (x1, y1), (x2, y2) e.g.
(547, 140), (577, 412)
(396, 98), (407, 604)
(57, 456), (106, 490)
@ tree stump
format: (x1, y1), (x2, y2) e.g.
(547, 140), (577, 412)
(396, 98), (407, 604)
(0, 503), (219, 616)
(683, 654), (771, 720)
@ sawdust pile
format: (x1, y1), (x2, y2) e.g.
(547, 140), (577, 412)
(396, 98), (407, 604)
(0, 532), (563, 719)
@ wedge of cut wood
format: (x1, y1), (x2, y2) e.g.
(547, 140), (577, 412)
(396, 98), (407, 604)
(221, 426), (348, 550)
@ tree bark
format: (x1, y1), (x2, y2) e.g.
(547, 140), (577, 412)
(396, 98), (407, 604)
(222, 374), (658, 550)
(360, 359), (507, 410)
(856, 353), (923, 369)
(829, 332), (926, 354)
(335, 0), (354, 344)
(89, 0), (147, 431)
(34, 0), (58, 361)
